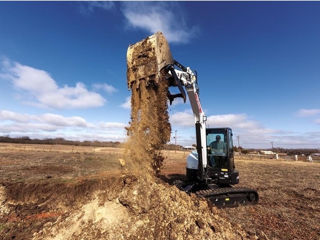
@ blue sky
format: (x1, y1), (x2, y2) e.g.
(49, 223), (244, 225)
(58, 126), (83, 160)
(0, 1), (319, 148)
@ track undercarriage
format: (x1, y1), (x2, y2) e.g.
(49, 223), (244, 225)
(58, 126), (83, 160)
(196, 186), (259, 208)
(175, 181), (259, 208)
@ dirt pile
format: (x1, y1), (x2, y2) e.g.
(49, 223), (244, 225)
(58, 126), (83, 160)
(32, 175), (246, 240)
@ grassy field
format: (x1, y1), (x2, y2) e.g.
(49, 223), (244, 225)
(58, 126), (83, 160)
(0, 143), (319, 239)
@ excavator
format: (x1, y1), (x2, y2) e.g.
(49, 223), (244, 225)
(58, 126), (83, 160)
(127, 32), (259, 207)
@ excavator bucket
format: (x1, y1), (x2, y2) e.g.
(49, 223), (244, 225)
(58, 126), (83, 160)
(126, 32), (174, 90)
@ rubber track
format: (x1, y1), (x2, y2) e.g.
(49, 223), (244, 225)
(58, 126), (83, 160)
(195, 187), (259, 207)
(196, 187), (256, 197)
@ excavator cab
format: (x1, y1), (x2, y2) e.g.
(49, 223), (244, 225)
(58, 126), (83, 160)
(186, 128), (239, 186)
(206, 128), (239, 186)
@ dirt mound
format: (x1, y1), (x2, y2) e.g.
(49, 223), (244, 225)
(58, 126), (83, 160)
(0, 177), (126, 240)
(31, 175), (246, 240)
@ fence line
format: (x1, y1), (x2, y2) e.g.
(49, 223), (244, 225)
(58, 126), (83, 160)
(235, 153), (320, 163)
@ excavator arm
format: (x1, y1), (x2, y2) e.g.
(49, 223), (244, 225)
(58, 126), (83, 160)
(166, 61), (208, 181)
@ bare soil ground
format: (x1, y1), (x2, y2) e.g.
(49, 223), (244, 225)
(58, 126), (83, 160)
(0, 143), (319, 240)
(161, 152), (320, 240)
(219, 159), (320, 240)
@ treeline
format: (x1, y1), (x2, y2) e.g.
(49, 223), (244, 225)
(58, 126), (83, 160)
(271, 147), (319, 156)
(0, 136), (121, 147)
(0, 136), (186, 150)
(164, 144), (185, 151)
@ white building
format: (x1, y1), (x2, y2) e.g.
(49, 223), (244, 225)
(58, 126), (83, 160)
(260, 150), (275, 155)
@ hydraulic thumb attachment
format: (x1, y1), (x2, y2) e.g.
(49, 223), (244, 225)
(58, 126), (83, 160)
(165, 63), (187, 105)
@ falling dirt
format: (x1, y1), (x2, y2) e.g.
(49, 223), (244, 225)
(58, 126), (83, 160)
(125, 32), (172, 175)
(125, 78), (171, 175)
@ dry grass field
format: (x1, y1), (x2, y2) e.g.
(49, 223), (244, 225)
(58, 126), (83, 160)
(0, 143), (319, 240)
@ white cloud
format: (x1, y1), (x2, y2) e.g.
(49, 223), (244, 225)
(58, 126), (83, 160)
(169, 111), (320, 148)
(78, 2), (197, 43)
(170, 111), (194, 127)
(1, 109), (319, 148)
(0, 59), (106, 109)
(170, 112), (264, 131)
(0, 110), (88, 127)
(121, 96), (131, 109)
(122, 2), (197, 44)
(0, 110), (32, 123)
(98, 122), (126, 129)
(297, 108), (320, 117)
(40, 113), (88, 127)
(264, 132), (320, 148)
(80, 1), (115, 15)
(93, 83), (117, 94)
(88, 1), (114, 11)
(0, 109), (126, 141)
(207, 114), (255, 129)
(315, 119), (320, 125)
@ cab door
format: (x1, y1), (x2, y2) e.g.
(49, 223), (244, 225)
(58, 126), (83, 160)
(227, 129), (235, 170)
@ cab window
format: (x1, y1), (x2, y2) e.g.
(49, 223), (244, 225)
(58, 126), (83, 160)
(207, 133), (227, 156)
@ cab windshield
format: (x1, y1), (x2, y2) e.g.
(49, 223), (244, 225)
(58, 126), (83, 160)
(207, 133), (227, 156)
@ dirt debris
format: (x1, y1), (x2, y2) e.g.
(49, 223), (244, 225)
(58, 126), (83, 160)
(125, 78), (171, 175)
(125, 33), (172, 175)
(0, 185), (9, 216)
(32, 175), (246, 240)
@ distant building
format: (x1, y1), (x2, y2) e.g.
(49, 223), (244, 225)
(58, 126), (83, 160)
(260, 150), (275, 155)
(278, 152), (287, 156)
(184, 146), (196, 150)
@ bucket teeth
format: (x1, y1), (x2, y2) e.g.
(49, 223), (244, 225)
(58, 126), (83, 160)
(126, 32), (174, 89)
